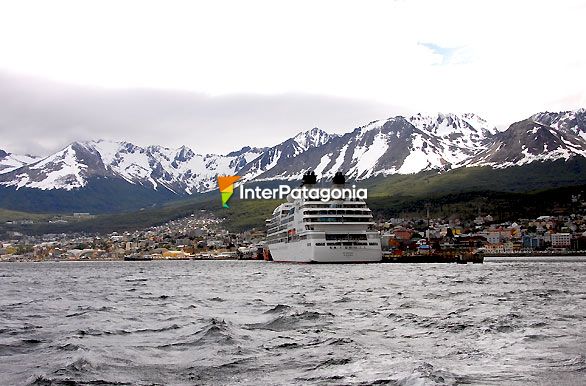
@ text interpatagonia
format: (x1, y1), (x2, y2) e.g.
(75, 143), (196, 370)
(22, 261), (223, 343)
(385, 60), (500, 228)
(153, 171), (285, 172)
(239, 184), (367, 202)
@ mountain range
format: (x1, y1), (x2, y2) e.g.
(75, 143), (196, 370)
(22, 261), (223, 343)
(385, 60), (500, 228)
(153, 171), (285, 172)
(1, 108), (585, 213)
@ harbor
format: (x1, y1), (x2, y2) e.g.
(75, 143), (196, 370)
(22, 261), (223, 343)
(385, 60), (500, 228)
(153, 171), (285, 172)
(4, 204), (586, 263)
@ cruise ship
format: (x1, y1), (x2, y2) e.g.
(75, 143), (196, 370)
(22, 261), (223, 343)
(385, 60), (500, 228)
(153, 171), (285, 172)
(266, 171), (382, 263)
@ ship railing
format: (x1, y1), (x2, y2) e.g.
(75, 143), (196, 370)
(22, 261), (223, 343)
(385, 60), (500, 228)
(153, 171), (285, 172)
(301, 202), (368, 209)
(303, 210), (372, 215)
(267, 221), (295, 233)
(267, 228), (289, 237)
(303, 213), (373, 218)
(303, 217), (374, 223)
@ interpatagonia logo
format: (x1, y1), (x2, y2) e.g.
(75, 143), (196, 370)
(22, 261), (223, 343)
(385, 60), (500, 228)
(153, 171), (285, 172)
(217, 175), (241, 208)
(239, 183), (367, 201)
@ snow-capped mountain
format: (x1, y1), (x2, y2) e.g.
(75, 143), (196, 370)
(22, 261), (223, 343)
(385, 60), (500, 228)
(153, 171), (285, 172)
(531, 108), (586, 139)
(0, 141), (265, 193)
(1, 109), (585, 201)
(0, 149), (40, 174)
(238, 127), (333, 180)
(468, 118), (586, 167)
(408, 112), (499, 165)
(241, 113), (501, 181)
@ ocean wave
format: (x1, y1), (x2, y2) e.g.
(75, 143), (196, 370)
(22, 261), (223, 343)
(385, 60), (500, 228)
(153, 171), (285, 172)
(28, 374), (133, 386)
(481, 312), (523, 333)
(65, 306), (113, 318)
(159, 319), (236, 349)
(0, 338), (43, 356)
(106, 323), (182, 336)
(396, 362), (461, 386)
(333, 296), (353, 303)
(553, 354), (586, 372)
(207, 296), (225, 302)
(263, 304), (291, 314)
(249, 310), (334, 331)
(310, 357), (352, 369)
(56, 342), (83, 351)
(2, 260), (585, 385)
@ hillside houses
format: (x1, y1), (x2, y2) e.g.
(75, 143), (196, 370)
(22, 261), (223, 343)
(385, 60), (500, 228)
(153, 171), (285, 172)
(378, 214), (586, 255)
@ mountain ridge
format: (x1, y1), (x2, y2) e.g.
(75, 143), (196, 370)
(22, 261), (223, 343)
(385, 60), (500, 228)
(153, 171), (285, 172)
(0, 149), (41, 175)
(1, 108), (585, 214)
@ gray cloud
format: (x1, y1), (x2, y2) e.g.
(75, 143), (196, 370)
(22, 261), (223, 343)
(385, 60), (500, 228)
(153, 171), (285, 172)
(0, 72), (407, 156)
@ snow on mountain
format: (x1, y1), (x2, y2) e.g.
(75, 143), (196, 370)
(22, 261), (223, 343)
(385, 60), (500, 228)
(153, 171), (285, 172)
(0, 149), (40, 174)
(531, 108), (586, 139)
(468, 117), (586, 167)
(238, 127), (332, 180)
(1, 109), (584, 194)
(293, 127), (332, 154)
(244, 113), (497, 181)
(408, 112), (499, 165)
(2, 113), (501, 190)
(0, 140), (265, 193)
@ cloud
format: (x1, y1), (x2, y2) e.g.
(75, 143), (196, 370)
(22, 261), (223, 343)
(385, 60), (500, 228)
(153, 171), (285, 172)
(0, 72), (406, 156)
(0, 0), (584, 154)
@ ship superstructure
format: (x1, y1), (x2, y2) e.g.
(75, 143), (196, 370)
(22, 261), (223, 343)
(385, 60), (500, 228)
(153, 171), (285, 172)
(266, 172), (382, 263)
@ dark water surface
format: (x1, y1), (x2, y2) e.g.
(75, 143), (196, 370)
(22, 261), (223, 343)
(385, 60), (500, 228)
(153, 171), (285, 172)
(1, 261), (585, 385)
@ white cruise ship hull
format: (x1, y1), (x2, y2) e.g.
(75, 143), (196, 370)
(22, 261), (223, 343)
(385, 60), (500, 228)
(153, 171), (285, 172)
(269, 240), (381, 263)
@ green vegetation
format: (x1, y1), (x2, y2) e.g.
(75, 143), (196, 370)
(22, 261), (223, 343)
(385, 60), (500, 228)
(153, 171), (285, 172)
(215, 197), (285, 231)
(0, 208), (53, 223)
(2, 159), (586, 235)
(367, 186), (584, 221)
(0, 191), (282, 235)
(364, 158), (586, 198)
(0, 177), (179, 213)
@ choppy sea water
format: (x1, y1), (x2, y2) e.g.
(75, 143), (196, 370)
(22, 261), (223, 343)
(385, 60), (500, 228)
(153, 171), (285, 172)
(1, 260), (585, 386)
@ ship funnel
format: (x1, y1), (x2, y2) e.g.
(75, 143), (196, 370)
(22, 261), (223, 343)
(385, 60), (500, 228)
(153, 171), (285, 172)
(332, 171), (346, 185)
(301, 170), (317, 186)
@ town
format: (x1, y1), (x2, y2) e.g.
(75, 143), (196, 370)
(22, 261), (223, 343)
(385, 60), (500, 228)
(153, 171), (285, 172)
(2, 209), (586, 262)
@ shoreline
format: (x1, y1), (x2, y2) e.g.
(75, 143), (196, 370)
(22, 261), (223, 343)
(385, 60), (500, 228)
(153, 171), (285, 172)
(3, 256), (586, 263)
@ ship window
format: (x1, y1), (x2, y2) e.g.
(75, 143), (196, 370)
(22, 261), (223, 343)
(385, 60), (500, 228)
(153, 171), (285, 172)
(326, 234), (368, 241)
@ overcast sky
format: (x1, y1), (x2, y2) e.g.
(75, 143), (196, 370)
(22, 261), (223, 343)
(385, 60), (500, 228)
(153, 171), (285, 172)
(0, 0), (585, 156)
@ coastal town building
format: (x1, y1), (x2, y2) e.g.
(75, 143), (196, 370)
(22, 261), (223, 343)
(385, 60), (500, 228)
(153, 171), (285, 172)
(551, 233), (571, 248)
(3, 210), (586, 262)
